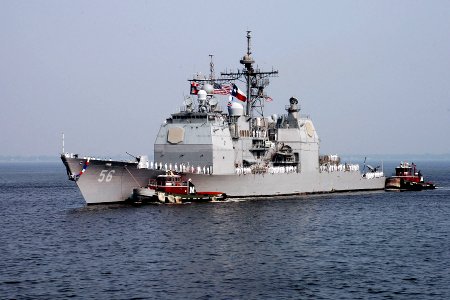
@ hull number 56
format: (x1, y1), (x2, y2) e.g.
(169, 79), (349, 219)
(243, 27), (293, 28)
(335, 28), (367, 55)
(98, 170), (115, 182)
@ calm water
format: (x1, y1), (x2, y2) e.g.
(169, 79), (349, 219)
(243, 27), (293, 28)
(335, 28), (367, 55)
(1, 161), (450, 299)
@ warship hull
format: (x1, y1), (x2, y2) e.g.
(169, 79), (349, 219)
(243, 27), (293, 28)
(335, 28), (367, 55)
(188, 171), (385, 197)
(61, 155), (164, 204)
(62, 155), (385, 204)
(62, 32), (387, 205)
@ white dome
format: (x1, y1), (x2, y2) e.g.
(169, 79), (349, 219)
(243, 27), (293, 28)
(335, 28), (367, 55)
(203, 84), (214, 94)
(197, 90), (207, 101)
(228, 101), (244, 116)
(272, 114), (278, 122)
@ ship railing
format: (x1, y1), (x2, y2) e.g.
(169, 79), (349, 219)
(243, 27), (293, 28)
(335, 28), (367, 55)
(319, 163), (360, 173)
(149, 162), (212, 175)
(178, 105), (224, 114)
(235, 167), (252, 175)
(234, 166), (298, 175)
(250, 130), (267, 138)
(363, 171), (384, 179)
(268, 166), (297, 174)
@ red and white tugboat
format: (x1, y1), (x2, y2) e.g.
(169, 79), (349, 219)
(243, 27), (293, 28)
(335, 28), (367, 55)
(385, 162), (436, 191)
(132, 171), (226, 204)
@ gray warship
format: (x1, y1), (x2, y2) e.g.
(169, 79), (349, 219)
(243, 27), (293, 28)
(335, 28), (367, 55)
(61, 31), (385, 204)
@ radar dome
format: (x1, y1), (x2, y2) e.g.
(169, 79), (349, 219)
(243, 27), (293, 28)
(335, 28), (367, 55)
(203, 84), (214, 94)
(197, 90), (207, 101)
(272, 114), (278, 122)
(228, 101), (244, 116)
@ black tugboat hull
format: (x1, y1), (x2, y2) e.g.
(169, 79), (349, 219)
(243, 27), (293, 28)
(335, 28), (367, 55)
(130, 188), (227, 205)
(385, 177), (435, 191)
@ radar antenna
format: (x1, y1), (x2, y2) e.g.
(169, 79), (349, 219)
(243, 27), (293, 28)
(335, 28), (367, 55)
(221, 31), (278, 122)
(209, 54), (215, 81)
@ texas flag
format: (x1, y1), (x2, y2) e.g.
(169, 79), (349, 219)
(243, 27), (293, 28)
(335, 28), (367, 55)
(231, 84), (247, 102)
(190, 81), (199, 95)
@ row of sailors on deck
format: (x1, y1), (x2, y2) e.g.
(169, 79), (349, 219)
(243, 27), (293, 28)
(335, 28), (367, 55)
(146, 161), (362, 175)
(363, 171), (384, 179)
(319, 164), (360, 172)
(149, 162), (211, 174)
(235, 166), (298, 175)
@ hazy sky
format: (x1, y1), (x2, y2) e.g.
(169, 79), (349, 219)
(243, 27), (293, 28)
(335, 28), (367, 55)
(1, 0), (449, 157)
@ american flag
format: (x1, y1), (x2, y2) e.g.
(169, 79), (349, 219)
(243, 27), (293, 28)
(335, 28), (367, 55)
(213, 83), (232, 95)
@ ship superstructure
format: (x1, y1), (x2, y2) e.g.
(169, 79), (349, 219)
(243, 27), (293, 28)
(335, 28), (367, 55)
(156, 32), (321, 176)
(62, 31), (385, 204)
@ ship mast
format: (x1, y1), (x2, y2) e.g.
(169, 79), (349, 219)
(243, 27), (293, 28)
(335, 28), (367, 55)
(221, 31), (278, 119)
(209, 54), (215, 81)
(242, 31), (254, 116)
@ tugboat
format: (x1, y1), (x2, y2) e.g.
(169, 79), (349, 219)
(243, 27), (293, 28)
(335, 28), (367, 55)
(385, 162), (435, 191)
(131, 171), (227, 204)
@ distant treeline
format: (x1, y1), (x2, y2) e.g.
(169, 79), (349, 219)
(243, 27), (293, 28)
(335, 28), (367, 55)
(0, 153), (448, 163)
(0, 154), (155, 163)
(340, 153), (450, 162)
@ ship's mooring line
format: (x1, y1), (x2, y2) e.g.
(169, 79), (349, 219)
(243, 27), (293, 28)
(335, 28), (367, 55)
(124, 166), (140, 186)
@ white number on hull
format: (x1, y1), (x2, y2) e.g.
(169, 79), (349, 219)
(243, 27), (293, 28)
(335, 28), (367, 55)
(98, 170), (115, 182)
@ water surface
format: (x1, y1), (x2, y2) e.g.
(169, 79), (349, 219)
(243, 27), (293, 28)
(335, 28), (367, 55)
(1, 161), (449, 299)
